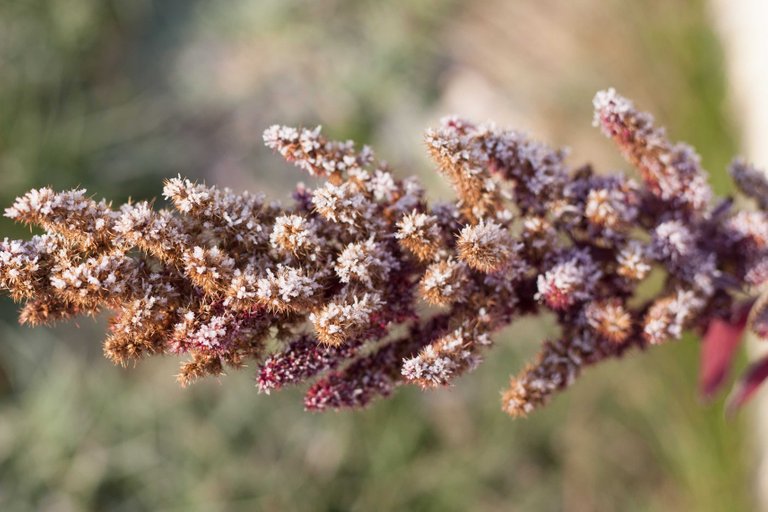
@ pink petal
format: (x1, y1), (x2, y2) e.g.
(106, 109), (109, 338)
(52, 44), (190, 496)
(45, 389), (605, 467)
(727, 354), (768, 415)
(699, 316), (747, 400)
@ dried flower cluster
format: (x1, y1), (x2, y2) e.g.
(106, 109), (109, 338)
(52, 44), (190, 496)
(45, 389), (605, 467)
(2, 89), (767, 417)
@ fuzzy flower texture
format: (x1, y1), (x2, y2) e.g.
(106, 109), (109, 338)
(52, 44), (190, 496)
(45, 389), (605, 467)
(2, 90), (768, 417)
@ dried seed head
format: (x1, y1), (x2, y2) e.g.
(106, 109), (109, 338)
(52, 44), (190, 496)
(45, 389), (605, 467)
(310, 293), (381, 346)
(396, 211), (441, 261)
(334, 238), (398, 288)
(114, 203), (190, 263)
(729, 158), (768, 210)
(652, 220), (696, 262)
(457, 220), (512, 273)
(584, 187), (636, 231)
(257, 335), (361, 394)
(263, 125), (373, 180)
(0, 238), (43, 300)
(643, 289), (704, 345)
(419, 259), (469, 306)
(182, 246), (235, 292)
(593, 88), (711, 210)
(270, 214), (317, 255)
(502, 335), (597, 418)
(0, 90), (764, 419)
(312, 181), (373, 227)
(177, 353), (224, 387)
(520, 216), (558, 256)
(536, 250), (600, 310)
(256, 265), (322, 312)
(401, 327), (487, 387)
(5, 188), (114, 250)
(617, 240), (652, 281)
(584, 299), (632, 344)
(727, 211), (768, 250)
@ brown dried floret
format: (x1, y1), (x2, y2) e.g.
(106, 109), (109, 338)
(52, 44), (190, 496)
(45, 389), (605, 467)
(456, 220), (512, 273)
(396, 211), (441, 261)
(584, 299), (633, 344)
(311, 293), (381, 346)
(419, 259), (469, 306)
(0, 89), (763, 420)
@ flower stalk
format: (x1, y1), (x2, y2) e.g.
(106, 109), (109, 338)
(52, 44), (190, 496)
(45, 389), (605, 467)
(1, 89), (766, 417)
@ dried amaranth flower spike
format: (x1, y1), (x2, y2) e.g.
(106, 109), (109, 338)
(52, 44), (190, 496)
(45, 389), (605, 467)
(1, 89), (767, 418)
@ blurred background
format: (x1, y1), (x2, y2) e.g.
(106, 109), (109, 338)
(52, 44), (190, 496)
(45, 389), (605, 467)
(0, 0), (756, 510)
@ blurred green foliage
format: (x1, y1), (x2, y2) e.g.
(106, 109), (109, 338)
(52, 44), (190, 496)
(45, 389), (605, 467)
(0, 1), (754, 511)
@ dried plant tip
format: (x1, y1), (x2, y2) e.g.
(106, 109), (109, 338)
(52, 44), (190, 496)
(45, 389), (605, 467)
(502, 336), (596, 417)
(163, 176), (215, 214)
(593, 88), (711, 210)
(643, 289), (704, 344)
(584, 187), (636, 231)
(255, 265), (322, 312)
(334, 238), (398, 288)
(727, 211), (768, 250)
(4, 188), (114, 248)
(270, 214), (317, 255)
(520, 216), (557, 255)
(457, 220), (512, 273)
(584, 299), (632, 343)
(304, 331), (428, 411)
(616, 240), (651, 281)
(729, 158), (768, 210)
(49, 252), (137, 307)
(263, 125), (373, 179)
(396, 211), (441, 261)
(536, 250), (600, 310)
(652, 220), (696, 262)
(257, 335), (361, 394)
(419, 259), (469, 306)
(104, 297), (171, 365)
(0, 238), (42, 300)
(312, 181), (372, 226)
(19, 297), (79, 326)
(177, 354), (224, 387)
(310, 293), (381, 346)
(401, 327), (488, 387)
(114, 203), (190, 263)
(182, 246), (235, 292)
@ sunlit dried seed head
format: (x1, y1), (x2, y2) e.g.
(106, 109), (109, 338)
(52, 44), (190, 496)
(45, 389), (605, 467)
(616, 241), (652, 281)
(643, 289), (704, 345)
(652, 220), (696, 262)
(396, 211), (441, 261)
(502, 336), (596, 417)
(401, 327), (486, 387)
(310, 293), (381, 346)
(0, 89), (764, 419)
(419, 259), (469, 306)
(727, 211), (768, 250)
(535, 250), (600, 311)
(520, 216), (558, 255)
(584, 299), (632, 344)
(334, 238), (397, 288)
(729, 158), (768, 210)
(270, 214), (317, 255)
(457, 220), (512, 273)
(256, 265), (321, 312)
